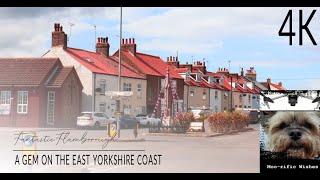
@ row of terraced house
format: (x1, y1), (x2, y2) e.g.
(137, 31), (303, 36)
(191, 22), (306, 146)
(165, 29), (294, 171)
(0, 23), (285, 127)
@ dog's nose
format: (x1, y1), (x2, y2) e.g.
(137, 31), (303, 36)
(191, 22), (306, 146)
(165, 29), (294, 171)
(289, 130), (302, 141)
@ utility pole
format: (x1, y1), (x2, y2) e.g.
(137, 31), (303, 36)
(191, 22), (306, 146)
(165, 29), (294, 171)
(230, 76), (233, 111)
(93, 25), (97, 49)
(116, 7), (123, 138)
(68, 22), (74, 42)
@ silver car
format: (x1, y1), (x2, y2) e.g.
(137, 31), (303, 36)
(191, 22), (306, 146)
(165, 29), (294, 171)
(77, 112), (116, 128)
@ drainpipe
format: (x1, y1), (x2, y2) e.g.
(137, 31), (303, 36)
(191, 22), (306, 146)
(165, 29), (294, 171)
(92, 73), (96, 112)
(208, 88), (210, 111)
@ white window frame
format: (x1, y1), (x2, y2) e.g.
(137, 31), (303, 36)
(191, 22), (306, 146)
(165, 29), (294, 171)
(123, 83), (132, 91)
(214, 91), (218, 99)
(17, 91), (28, 114)
(47, 91), (55, 125)
(190, 90), (194, 97)
(202, 91), (207, 100)
(99, 103), (106, 113)
(0, 91), (11, 115)
(0, 91), (11, 105)
(99, 79), (106, 95)
(137, 84), (142, 98)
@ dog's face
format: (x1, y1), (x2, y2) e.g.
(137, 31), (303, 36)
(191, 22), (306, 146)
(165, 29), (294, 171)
(266, 111), (320, 159)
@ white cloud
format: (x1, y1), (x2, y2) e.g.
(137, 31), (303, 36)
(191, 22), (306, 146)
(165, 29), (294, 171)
(0, 7), (320, 59)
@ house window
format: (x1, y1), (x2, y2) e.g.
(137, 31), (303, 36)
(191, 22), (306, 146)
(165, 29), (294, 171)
(99, 79), (106, 95)
(123, 83), (132, 91)
(202, 91), (207, 100)
(248, 95), (251, 103)
(17, 91), (28, 114)
(196, 74), (202, 82)
(0, 91), (11, 115)
(47, 91), (55, 125)
(123, 105), (131, 115)
(137, 84), (142, 98)
(214, 91), (218, 99)
(190, 90), (194, 97)
(0, 91), (11, 104)
(99, 103), (106, 113)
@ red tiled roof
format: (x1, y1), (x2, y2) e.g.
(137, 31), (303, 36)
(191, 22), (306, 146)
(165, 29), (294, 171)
(206, 72), (222, 78)
(261, 82), (286, 90)
(0, 58), (60, 86)
(270, 83), (286, 90)
(200, 79), (225, 90)
(175, 67), (189, 73)
(66, 48), (145, 79)
(121, 51), (161, 77)
(121, 50), (183, 79)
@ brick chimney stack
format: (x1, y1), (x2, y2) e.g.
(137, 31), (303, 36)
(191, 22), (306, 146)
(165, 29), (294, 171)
(121, 38), (136, 55)
(52, 23), (67, 49)
(267, 78), (271, 84)
(245, 67), (257, 81)
(96, 37), (110, 57)
(217, 67), (229, 75)
(166, 56), (180, 68)
(192, 61), (207, 74)
(179, 62), (193, 71)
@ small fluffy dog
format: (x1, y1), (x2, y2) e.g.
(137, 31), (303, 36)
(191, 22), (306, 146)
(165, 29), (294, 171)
(265, 111), (320, 159)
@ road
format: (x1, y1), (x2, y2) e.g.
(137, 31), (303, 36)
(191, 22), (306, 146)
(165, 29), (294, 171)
(0, 124), (259, 173)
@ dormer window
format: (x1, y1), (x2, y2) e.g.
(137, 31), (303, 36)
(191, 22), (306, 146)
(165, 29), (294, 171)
(196, 74), (202, 82)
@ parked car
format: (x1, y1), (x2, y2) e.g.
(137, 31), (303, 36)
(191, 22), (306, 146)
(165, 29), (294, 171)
(136, 115), (161, 126)
(119, 115), (138, 129)
(77, 112), (116, 128)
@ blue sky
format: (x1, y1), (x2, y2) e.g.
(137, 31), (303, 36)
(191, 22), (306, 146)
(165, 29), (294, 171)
(1, 7), (320, 89)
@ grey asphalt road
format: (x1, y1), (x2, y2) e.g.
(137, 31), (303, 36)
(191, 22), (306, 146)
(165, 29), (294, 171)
(0, 124), (260, 173)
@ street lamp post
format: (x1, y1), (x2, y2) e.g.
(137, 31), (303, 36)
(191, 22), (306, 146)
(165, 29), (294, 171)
(116, 7), (123, 138)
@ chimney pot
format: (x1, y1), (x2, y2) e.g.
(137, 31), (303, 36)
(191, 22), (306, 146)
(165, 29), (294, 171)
(51, 23), (67, 49)
(129, 38), (132, 44)
(267, 78), (271, 84)
(133, 38), (135, 44)
(125, 39), (128, 44)
(106, 37), (108, 43)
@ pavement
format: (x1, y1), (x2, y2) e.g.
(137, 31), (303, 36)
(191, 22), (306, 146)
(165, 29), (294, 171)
(0, 124), (260, 173)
